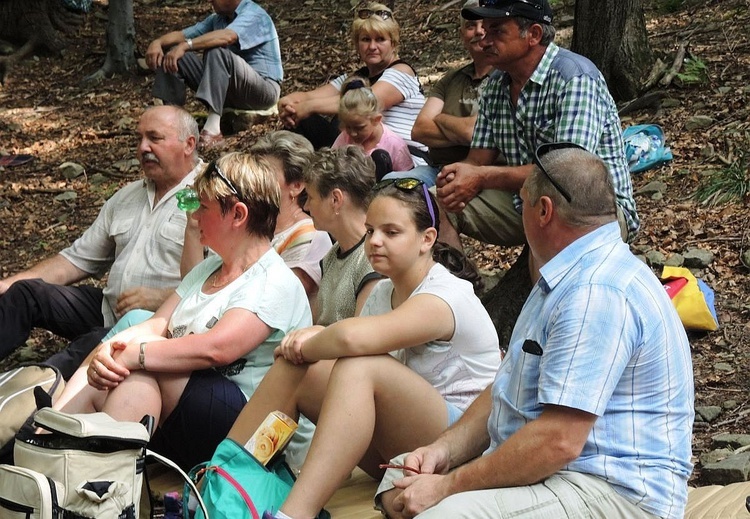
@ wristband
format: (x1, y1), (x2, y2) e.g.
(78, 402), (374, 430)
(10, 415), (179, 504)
(139, 342), (147, 370)
(186, 38), (193, 50)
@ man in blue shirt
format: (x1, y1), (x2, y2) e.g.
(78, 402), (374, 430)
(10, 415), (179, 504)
(146, 0), (283, 149)
(377, 144), (693, 519)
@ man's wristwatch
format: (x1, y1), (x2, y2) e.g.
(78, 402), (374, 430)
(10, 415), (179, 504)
(186, 38), (194, 50)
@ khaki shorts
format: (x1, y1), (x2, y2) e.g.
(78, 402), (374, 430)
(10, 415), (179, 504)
(440, 189), (525, 247)
(375, 454), (658, 519)
(437, 189), (629, 246)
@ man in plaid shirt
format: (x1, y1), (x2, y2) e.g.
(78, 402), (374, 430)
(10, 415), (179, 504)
(435, 0), (639, 251)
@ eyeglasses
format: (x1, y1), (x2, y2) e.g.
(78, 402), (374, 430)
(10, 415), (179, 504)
(372, 177), (436, 228)
(357, 8), (392, 20)
(532, 142), (587, 204)
(206, 161), (239, 196)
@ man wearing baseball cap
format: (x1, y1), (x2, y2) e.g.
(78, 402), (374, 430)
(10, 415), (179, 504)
(435, 0), (639, 254)
(383, 0), (493, 187)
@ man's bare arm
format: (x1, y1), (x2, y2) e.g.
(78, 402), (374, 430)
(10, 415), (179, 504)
(433, 113), (478, 147)
(0, 255), (89, 296)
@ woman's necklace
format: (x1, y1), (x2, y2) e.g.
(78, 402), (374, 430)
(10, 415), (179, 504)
(211, 262), (253, 289)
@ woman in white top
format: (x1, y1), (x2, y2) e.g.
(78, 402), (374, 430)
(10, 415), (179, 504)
(102, 131), (332, 337)
(54, 154), (312, 470)
(277, 3), (427, 164)
(226, 177), (501, 519)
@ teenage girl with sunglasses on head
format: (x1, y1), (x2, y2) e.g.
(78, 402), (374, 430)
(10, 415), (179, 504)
(224, 177), (501, 519)
(333, 77), (414, 176)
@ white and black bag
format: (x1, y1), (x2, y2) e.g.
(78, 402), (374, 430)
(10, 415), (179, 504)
(0, 407), (152, 519)
(0, 364), (64, 464)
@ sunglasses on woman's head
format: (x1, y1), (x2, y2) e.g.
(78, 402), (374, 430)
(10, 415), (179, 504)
(358, 8), (392, 20)
(206, 161), (239, 196)
(372, 177), (436, 228)
(531, 142), (587, 204)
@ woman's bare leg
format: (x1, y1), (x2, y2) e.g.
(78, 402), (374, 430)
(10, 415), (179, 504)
(53, 348), (102, 411)
(99, 371), (163, 423)
(280, 355), (450, 518)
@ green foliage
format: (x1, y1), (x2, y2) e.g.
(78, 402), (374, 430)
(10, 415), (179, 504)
(694, 148), (750, 206)
(676, 56), (709, 85)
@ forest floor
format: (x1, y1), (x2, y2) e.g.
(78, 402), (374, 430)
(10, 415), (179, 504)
(0, 0), (748, 486)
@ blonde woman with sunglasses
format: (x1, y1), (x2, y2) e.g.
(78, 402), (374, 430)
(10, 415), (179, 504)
(53, 154), (312, 472)
(224, 177), (501, 519)
(277, 3), (427, 165)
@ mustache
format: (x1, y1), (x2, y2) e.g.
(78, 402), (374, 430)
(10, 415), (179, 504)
(142, 152), (159, 163)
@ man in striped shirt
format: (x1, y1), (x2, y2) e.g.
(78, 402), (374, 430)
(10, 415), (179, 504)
(379, 145), (693, 519)
(435, 0), (639, 250)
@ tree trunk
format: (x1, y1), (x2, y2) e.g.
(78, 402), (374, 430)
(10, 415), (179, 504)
(480, 246), (533, 351)
(571, 0), (653, 102)
(83, 0), (135, 83)
(0, 0), (83, 84)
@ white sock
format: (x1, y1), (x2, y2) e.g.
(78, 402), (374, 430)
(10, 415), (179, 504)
(203, 112), (222, 135)
(273, 511), (293, 519)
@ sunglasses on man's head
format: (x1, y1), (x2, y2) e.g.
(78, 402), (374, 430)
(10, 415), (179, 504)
(358, 8), (392, 20)
(206, 161), (239, 196)
(532, 142), (587, 204)
(372, 177), (436, 228)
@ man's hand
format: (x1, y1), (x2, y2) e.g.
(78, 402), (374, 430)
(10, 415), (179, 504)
(392, 473), (452, 518)
(278, 94), (303, 128)
(380, 443), (453, 517)
(115, 287), (173, 317)
(404, 444), (452, 476)
(145, 39), (165, 70)
(436, 163), (484, 212)
(279, 102), (299, 128)
(162, 44), (187, 74)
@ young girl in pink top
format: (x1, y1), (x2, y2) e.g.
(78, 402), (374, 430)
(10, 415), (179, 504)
(332, 77), (414, 178)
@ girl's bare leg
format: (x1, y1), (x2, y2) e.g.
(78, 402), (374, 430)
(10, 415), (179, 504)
(281, 355), (450, 518)
(227, 357), (335, 445)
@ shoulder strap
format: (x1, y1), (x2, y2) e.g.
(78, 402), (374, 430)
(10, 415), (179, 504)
(275, 222), (316, 255)
(387, 59), (416, 75)
(145, 449), (210, 519)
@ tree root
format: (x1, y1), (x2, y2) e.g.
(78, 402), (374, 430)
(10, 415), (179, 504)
(81, 54), (116, 86)
(0, 38), (37, 86)
(618, 90), (666, 117)
(660, 40), (689, 88)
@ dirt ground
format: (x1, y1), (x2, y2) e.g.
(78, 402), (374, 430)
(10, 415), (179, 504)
(0, 0), (748, 485)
